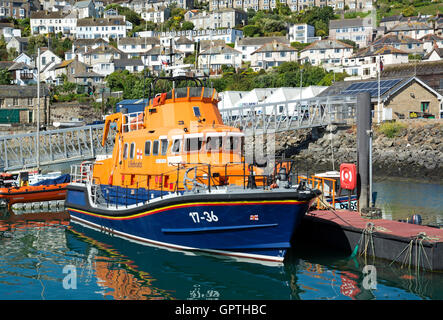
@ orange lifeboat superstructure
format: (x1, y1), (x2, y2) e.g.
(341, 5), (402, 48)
(92, 85), (264, 193)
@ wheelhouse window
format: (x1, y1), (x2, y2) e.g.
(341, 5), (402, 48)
(144, 140), (151, 156)
(129, 142), (135, 159)
(171, 139), (182, 153)
(123, 143), (128, 159)
(205, 135), (223, 152)
(184, 137), (203, 152)
(160, 139), (169, 155)
(224, 136), (240, 151)
(152, 140), (159, 155)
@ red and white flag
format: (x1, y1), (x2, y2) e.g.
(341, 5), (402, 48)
(136, 149), (143, 159)
(250, 215), (259, 221)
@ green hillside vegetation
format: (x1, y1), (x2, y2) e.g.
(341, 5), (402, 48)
(210, 62), (348, 92)
(375, 0), (443, 24)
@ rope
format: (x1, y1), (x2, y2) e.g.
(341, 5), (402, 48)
(316, 196), (356, 228)
(389, 232), (435, 272)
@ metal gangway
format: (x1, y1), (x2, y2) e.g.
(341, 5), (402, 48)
(0, 124), (115, 171)
(219, 95), (357, 134)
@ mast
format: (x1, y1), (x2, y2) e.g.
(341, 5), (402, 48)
(37, 47), (40, 171)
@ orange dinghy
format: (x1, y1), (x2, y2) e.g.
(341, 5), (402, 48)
(0, 173), (70, 207)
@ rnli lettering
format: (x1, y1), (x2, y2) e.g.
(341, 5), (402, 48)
(189, 211), (219, 223)
(128, 160), (142, 168)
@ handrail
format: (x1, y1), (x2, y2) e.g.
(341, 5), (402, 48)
(72, 158), (324, 208)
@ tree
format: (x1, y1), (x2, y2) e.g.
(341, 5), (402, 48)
(0, 68), (11, 85)
(243, 25), (262, 37)
(181, 21), (194, 31)
(314, 20), (328, 37)
(0, 36), (8, 60)
(262, 19), (286, 34)
(27, 35), (48, 55)
(402, 6), (416, 17)
(276, 0), (291, 16)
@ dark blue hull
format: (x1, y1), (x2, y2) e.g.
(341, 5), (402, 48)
(65, 184), (319, 263)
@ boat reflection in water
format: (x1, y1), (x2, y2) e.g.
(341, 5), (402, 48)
(67, 221), (294, 300)
(2, 209), (443, 300)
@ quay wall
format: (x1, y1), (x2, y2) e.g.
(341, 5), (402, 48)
(271, 120), (443, 182)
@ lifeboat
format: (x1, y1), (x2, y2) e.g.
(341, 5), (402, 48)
(65, 76), (321, 264)
(0, 172), (70, 207)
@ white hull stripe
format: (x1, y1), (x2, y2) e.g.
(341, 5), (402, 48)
(69, 215), (285, 265)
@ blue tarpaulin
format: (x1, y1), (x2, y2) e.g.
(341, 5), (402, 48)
(31, 174), (71, 186)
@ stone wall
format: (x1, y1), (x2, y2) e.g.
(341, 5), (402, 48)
(270, 120), (443, 181)
(49, 102), (102, 126)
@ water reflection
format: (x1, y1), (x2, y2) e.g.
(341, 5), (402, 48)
(373, 177), (443, 224)
(67, 221), (294, 300)
(1, 207), (443, 300)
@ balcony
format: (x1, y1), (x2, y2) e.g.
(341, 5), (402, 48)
(20, 73), (34, 80)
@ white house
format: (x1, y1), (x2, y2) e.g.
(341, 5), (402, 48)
(92, 61), (115, 76)
(387, 21), (434, 40)
(175, 36), (194, 56)
(6, 36), (29, 54)
(185, 8), (247, 30)
(72, 0), (97, 19)
(340, 45), (410, 80)
(117, 37), (160, 58)
(2, 27), (21, 41)
(81, 44), (126, 66)
(420, 34), (443, 54)
(13, 52), (33, 66)
(250, 41), (298, 71)
(140, 29), (243, 47)
(299, 39), (354, 67)
(234, 36), (289, 62)
(114, 59), (145, 73)
(198, 44), (242, 75)
(30, 10), (77, 35)
(288, 24), (319, 44)
(141, 46), (184, 73)
(39, 48), (62, 70)
(140, 7), (170, 24)
(76, 17), (132, 40)
(423, 47), (443, 61)
(8, 61), (37, 85)
(329, 17), (375, 48)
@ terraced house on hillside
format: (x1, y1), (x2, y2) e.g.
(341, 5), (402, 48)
(250, 41), (298, 71)
(75, 17), (132, 40)
(299, 39), (353, 67)
(198, 44), (241, 74)
(30, 10), (77, 35)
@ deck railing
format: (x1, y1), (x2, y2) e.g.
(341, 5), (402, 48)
(70, 159), (343, 208)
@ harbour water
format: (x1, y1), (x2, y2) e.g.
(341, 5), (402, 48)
(0, 177), (442, 300)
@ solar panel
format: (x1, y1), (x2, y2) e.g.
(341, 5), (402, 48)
(341, 79), (402, 97)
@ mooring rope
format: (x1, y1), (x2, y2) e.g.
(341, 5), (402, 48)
(389, 232), (435, 272)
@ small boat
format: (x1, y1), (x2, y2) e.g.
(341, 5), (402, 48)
(0, 173), (70, 207)
(65, 76), (321, 264)
(309, 171), (357, 211)
(53, 118), (85, 128)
